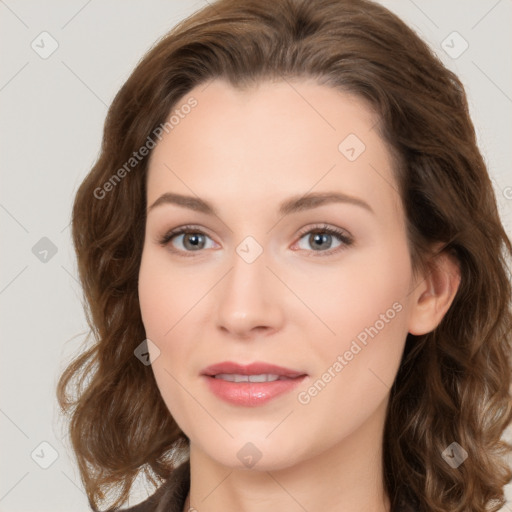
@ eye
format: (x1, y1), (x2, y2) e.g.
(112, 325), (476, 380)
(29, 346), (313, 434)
(157, 223), (354, 257)
(158, 225), (217, 255)
(293, 224), (354, 256)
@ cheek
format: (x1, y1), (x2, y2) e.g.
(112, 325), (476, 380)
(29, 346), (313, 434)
(138, 250), (198, 427)
(301, 240), (412, 409)
(305, 241), (412, 350)
(298, 288), (409, 444)
(138, 248), (203, 338)
(138, 272), (169, 340)
(138, 247), (208, 393)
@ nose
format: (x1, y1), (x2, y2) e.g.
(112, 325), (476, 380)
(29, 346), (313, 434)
(215, 247), (285, 339)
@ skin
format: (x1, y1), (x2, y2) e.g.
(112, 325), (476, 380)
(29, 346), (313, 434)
(138, 78), (461, 512)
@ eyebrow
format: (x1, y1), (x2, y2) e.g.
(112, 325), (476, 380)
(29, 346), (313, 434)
(147, 191), (374, 217)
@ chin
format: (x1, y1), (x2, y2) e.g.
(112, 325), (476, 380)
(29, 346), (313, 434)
(193, 431), (312, 472)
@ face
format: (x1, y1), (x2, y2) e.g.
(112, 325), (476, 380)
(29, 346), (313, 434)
(138, 78), (420, 471)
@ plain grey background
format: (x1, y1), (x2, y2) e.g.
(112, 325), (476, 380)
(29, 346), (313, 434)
(1, 1), (511, 510)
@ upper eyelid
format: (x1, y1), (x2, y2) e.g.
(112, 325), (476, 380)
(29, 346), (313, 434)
(160, 224), (349, 238)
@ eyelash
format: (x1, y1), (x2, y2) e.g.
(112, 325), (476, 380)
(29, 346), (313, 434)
(157, 223), (354, 257)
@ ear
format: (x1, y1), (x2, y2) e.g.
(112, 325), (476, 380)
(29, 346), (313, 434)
(408, 245), (461, 336)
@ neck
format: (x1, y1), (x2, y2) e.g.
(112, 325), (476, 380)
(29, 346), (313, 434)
(184, 397), (391, 512)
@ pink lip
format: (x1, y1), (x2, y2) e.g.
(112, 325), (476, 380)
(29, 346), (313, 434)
(201, 361), (308, 407)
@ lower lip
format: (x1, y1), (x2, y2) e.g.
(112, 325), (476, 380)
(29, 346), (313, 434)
(202, 375), (307, 407)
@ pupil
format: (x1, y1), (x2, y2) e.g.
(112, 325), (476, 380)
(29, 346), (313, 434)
(185, 233), (204, 250)
(311, 233), (330, 250)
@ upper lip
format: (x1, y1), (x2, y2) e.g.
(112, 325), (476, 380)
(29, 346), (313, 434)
(201, 361), (307, 378)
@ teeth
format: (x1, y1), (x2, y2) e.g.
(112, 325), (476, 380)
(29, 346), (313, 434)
(214, 373), (281, 382)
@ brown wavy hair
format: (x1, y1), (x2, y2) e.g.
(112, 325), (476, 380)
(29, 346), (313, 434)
(57, 0), (512, 510)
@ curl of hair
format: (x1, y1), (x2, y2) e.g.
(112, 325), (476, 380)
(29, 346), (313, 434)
(57, 0), (512, 510)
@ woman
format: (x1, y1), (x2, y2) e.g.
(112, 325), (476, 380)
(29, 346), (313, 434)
(57, 0), (512, 511)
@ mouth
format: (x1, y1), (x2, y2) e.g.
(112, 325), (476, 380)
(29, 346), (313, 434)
(211, 373), (297, 382)
(200, 361), (308, 407)
(201, 361), (308, 380)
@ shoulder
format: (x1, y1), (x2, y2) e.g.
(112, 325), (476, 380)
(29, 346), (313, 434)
(113, 460), (190, 512)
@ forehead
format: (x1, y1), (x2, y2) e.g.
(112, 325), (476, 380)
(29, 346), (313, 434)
(146, 78), (402, 221)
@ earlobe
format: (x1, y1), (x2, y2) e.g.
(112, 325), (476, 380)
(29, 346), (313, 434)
(408, 248), (461, 336)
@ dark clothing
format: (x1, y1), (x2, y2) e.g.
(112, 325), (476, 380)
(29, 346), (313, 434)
(118, 460), (190, 512)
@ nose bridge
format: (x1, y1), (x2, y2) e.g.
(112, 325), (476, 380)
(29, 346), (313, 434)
(215, 237), (283, 336)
